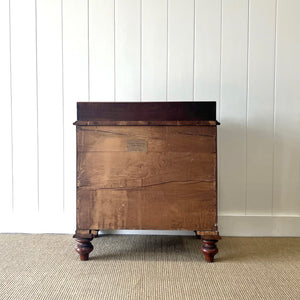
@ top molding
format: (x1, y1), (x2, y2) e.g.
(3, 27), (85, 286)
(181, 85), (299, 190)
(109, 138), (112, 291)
(76, 101), (219, 126)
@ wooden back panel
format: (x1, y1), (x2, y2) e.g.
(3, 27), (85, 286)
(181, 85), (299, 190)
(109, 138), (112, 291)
(76, 126), (217, 231)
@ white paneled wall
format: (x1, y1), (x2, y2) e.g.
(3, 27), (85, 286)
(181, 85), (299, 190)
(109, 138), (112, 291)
(0, 0), (300, 236)
(142, 0), (167, 100)
(10, 0), (39, 215)
(0, 0), (13, 214)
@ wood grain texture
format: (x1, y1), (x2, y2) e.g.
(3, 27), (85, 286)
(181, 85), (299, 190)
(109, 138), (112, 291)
(77, 126), (216, 153)
(76, 125), (217, 232)
(77, 181), (216, 230)
(78, 152), (216, 189)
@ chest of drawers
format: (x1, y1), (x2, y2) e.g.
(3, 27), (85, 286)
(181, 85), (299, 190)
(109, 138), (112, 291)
(73, 102), (220, 262)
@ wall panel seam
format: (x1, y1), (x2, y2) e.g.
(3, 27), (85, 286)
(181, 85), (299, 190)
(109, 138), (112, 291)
(245, 0), (250, 216)
(61, 0), (65, 212)
(218, 0), (223, 120)
(271, 0), (278, 217)
(140, 0), (142, 101)
(217, 0), (223, 212)
(114, 0), (116, 102)
(35, 0), (40, 212)
(87, 0), (90, 101)
(192, 0), (195, 101)
(166, 0), (169, 101)
(9, 0), (14, 212)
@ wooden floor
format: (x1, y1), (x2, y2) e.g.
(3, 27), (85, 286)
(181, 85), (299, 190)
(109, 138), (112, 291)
(0, 234), (299, 300)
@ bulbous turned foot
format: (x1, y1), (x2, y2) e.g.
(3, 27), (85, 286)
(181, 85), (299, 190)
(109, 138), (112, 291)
(75, 237), (94, 261)
(201, 238), (219, 263)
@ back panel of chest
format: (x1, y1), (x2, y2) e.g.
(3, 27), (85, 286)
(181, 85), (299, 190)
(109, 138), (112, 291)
(76, 125), (217, 231)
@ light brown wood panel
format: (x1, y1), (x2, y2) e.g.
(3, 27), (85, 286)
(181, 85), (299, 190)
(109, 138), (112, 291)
(77, 152), (216, 189)
(77, 181), (216, 230)
(77, 126), (216, 153)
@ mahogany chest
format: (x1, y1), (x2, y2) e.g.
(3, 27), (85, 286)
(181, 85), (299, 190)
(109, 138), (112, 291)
(73, 102), (220, 262)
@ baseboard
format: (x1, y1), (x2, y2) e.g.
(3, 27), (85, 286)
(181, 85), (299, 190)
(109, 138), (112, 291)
(1, 213), (300, 237)
(218, 215), (300, 237)
(0, 212), (75, 234)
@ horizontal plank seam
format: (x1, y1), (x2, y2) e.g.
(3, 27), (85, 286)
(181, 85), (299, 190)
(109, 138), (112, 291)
(77, 180), (216, 190)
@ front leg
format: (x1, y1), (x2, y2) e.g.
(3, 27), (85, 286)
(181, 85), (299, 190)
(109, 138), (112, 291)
(73, 232), (94, 261)
(201, 236), (220, 263)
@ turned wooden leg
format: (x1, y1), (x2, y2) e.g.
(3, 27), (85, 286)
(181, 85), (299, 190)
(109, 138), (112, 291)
(74, 237), (94, 261)
(201, 238), (219, 263)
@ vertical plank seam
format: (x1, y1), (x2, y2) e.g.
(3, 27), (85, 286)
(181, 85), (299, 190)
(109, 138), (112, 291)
(192, 0), (196, 101)
(114, 0), (116, 102)
(35, 0), (40, 213)
(166, 0), (169, 101)
(61, 0), (65, 212)
(87, 0), (90, 101)
(271, 0), (278, 216)
(9, 0), (14, 212)
(140, 0), (142, 102)
(245, 0), (250, 216)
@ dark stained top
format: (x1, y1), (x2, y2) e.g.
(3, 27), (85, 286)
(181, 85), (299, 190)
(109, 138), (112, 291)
(76, 102), (218, 125)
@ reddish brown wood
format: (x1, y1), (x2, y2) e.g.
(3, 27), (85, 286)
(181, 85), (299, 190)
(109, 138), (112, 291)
(77, 181), (217, 231)
(201, 237), (220, 263)
(78, 152), (216, 188)
(76, 126), (216, 153)
(74, 120), (218, 126)
(77, 102), (216, 122)
(74, 237), (94, 261)
(75, 125), (217, 231)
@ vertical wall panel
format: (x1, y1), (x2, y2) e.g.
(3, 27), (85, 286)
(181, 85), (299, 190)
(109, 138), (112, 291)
(63, 0), (88, 214)
(10, 0), (38, 213)
(0, 0), (13, 212)
(273, 0), (300, 215)
(89, 0), (114, 101)
(141, 0), (167, 101)
(1, 0), (300, 235)
(219, 0), (248, 214)
(246, 0), (276, 215)
(115, 0), (140, 101)
(168, 0), (194, 100)
(37, 0), (64, 213)
(194, 0), (221, 101)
